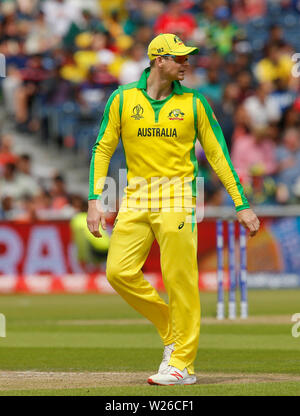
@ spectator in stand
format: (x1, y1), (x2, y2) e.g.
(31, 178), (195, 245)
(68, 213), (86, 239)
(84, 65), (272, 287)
(69, 194), (86, 213)
(119, 43), (148, 85)
(230, 50), (253, 76)
(1, 10), (20, 42)
(93, 32), (116, 67)
(294, 93), (300, 112)
(275, 127), (300, 203)
(205, 51), (224, 78)
(0, 152), (40, 199)
(49, 173), (69, 209)
(42, 0), (82, 37)
(254, 43), (293, 84)
(270, 78), (296, 116)
(24, 10), (59, 55)
(104, 8), (127, 41)
(34, 189), (55, 219)
(154, 0), (197, 40)
(292, 0), (300, 13)
(205, 182), (225, 207)
(60, 49), (88, 83)
(63, 8), (105, 49)
(214, 82), (240, 152)
(17, 0), (39, 16)
(280, 104), (300, 130)
(207, 5), (239, 56)
(244, 83), (281, 128)
(77, 69), (105, 114)
(34, 189), (52, 210)
(231, 125), (278, 204)
(14, 55), (50, 132)
(72, 32), (101, 77)
(35, 64), (77, 144)
(0, 39), (28, 71)
(2, 65), (23, 118)
(13, 194), (38, 222)
(196, 139), (227, 206)
(195, 0), (215, 44)
(0, 162), (24, 201)
(133, 25), (153, 48)
(17, 154), (40, 197)
(231, 126), (277, 186)
(0, 195), (22, 220)
(232, 0), (267, 23)
(268, 24), (285, 45)
(235, 70), (254, 103)
(197, 66), (223, 104)
(0, 197), (8, 220)
(232, 104), (252, 141)
(0, 134), (18, 170)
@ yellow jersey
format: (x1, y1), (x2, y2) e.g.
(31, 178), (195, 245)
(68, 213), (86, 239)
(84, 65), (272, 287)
(89, 67), (249, 211)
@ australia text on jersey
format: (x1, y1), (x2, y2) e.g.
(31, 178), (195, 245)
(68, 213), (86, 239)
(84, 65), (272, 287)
(137, 128), (177, 137)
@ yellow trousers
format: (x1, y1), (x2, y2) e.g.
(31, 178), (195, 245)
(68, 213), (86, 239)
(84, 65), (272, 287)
(106, 207), (200, 374)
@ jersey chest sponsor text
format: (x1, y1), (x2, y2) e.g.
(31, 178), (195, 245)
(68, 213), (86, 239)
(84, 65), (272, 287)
(137, 127), (177, 138)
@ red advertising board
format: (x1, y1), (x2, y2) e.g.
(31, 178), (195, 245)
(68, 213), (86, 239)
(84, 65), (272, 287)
(1, 216), (300, 292)
(0, 220), (226, 293)
(0, 221), (73, 275)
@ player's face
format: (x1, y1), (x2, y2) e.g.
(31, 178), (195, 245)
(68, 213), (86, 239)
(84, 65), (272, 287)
(162, 55), (189, 81)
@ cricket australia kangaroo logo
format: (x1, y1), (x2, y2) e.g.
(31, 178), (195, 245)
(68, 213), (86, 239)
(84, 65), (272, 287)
(131, 104), (144, 120)
(174, 35), (183, 45)
(168, 109), (185, 120)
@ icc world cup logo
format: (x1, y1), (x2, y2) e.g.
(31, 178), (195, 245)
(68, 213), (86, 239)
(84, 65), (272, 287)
(131, 104), (144, 120)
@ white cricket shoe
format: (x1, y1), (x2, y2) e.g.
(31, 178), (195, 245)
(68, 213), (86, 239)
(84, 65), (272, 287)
(158, 343), (175, 373)
(148, 365), (197, 386)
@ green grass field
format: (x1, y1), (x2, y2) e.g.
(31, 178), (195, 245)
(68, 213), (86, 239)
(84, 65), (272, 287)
(0, 290), (300, 396)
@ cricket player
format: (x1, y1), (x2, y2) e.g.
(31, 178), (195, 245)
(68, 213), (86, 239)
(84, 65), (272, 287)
(87, 34), (260, 385)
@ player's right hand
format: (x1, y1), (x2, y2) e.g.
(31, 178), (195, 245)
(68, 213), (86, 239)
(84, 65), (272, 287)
(86, 199), (106, 238)
(236, 208), (260, 237)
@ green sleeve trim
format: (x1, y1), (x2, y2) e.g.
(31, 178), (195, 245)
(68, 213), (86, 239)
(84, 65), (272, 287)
(235, 204), (250, 212)
(119, 87), (128, 197)
(118, 84), (139, 197)
(118, 86), (123, 119)
(88, 196), (101, 201)
(196, 92), (249, 207)
(191, 207), (196, 233)
(190, 93), (199, 197)
(193, 93), (199, 137)
(88, 89), (119, 200)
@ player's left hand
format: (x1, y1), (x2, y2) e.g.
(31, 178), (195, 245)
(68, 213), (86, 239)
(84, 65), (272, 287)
(236, 208), (260, 237)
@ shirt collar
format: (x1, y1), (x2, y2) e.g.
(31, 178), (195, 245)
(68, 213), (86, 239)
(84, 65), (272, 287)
(137, 67), (184, 95)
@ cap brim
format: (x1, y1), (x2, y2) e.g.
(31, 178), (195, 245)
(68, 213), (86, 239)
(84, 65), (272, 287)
(148, 46), (199, 60)
(171, 46), (199, 56)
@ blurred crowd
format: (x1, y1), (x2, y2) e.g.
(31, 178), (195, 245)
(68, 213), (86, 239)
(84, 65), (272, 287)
(0, 132), (87, 220)
(1, 0), (300, 221)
